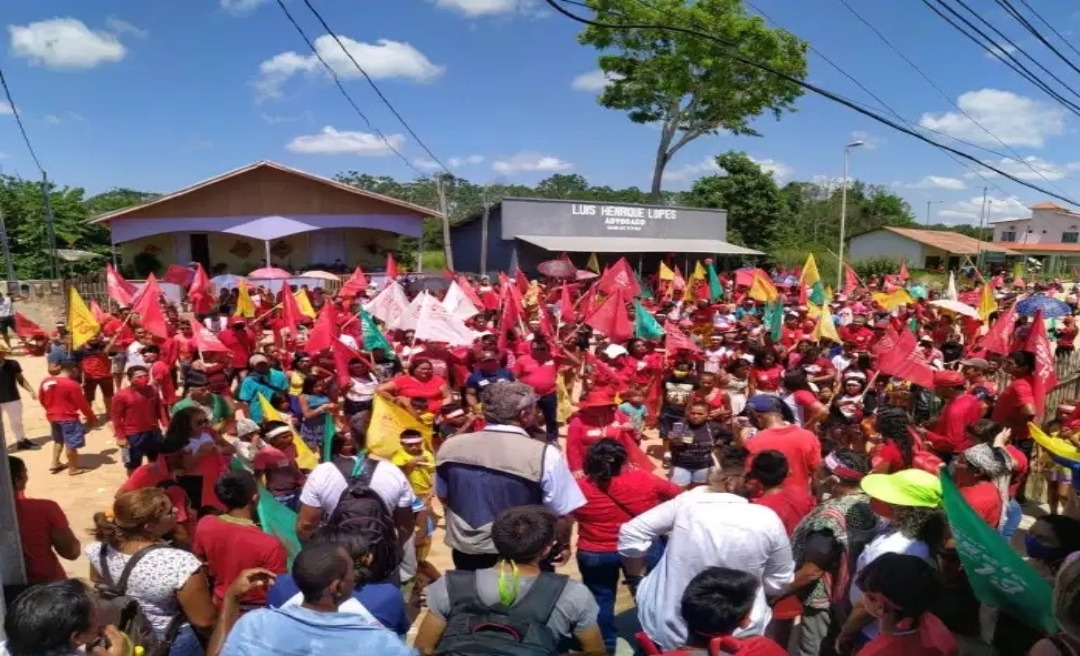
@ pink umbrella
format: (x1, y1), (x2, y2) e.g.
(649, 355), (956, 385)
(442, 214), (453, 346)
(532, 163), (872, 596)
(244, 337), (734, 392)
(248, 267), (292, 280)
(576, 269), (599, 280)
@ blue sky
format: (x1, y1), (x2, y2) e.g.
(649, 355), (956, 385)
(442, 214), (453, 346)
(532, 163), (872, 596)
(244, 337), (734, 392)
(3, 0), (1080, 226)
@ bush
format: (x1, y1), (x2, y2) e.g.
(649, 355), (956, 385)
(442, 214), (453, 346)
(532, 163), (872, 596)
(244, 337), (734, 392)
(132, 252), (162, 278)
(850, 256), (898, 280)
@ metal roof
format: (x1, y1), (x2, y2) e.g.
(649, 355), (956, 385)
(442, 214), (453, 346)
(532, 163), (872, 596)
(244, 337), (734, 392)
(858, 227), (1019, 255)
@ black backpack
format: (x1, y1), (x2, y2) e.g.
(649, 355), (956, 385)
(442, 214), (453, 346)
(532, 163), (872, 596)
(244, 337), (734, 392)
(325, 456), (402, 573)
(94, 545), (184, 656)
(435, 570), (568, 656)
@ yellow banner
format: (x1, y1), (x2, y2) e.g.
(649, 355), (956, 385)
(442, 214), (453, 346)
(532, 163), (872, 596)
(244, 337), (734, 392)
(235, 278), (256, 318)
(257, 394), (319, 470)
(367, 396), (433, 457)
(294, 289), (316, 318)
(67, 286), (100, 349)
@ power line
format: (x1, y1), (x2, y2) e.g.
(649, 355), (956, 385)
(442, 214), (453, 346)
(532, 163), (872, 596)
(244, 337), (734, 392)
(993, 0), (1080, 79)
(833, 0), (1071, 193)
(545, 0), (1080, 206)
(1011, 0), (1080, 63)
(272, 0), (429, 178)
(0, 65), (43, 174)
(742, 0), (1036, 208)
(298, 0), (450, 175)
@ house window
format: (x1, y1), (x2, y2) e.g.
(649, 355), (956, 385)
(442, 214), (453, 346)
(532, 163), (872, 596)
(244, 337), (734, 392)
(1000, 231), (1017, 242)
(924, 256), (942, 269)
(1065, 232), (1079, 244)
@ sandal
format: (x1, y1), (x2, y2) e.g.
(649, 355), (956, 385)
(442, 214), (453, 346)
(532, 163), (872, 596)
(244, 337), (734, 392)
(68, 468), (91, 476)
(49, 464), (67, 474)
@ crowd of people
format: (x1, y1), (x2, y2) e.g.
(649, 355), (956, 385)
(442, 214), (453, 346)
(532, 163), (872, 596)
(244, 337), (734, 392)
(4, 259), (1080, 656)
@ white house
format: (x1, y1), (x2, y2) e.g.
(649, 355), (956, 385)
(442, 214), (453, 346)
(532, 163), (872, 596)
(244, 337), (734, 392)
(847, 226), (1015, 270)
(992, 202), (1080, 274)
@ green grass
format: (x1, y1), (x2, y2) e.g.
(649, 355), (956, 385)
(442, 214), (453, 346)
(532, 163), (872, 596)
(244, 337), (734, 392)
(414, 250), (446, 273)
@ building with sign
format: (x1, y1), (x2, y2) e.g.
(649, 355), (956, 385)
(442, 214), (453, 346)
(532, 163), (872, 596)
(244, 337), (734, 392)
(450, 197), (759, 275)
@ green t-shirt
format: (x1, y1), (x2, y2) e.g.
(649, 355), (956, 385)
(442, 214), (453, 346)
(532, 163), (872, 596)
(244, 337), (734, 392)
(171, 394), (234, 424)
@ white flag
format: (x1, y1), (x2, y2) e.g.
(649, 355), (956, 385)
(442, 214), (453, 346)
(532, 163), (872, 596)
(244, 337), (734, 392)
(390, 291), (426, 332)
(945, 271), (958, 301)
(442, 281), (480, 321)
(363, 282), (410, 328)
(415, 293), (476, 346)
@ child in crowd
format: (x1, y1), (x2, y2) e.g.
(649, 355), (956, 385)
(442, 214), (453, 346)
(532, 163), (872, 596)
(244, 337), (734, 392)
(231, 418), (262, 471)
(390, 428), (442, 613)
(252, 421), (305, 511)
(854, 553), (958, 656)
(618, 387), (648, 443)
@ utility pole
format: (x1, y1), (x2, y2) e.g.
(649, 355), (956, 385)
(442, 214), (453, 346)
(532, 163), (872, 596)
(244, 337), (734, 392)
(480, 186), (490, 276)
(0, 202), (15, 295)
(977, 186), (988, 272)
(41, 172), (59, 280)
(435, 173), (454, 272)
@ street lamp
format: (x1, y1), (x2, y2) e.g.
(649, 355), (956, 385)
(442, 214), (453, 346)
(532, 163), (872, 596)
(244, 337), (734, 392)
(836, 140), (864, 291)
(925, 200), (944, 225)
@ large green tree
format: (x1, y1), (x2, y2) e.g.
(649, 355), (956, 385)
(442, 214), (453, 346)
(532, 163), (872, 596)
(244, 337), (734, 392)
(682, 151), (790, 251)
(576, 0), (808, 200)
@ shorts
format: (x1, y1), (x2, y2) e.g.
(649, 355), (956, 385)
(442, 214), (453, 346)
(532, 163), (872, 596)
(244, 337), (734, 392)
(0, 316), (13, 332)
(670, 466), (711, 485)
(82, 377), (114, 401)
(123, 429), (163, 471)
(110, 353), (127, 375)
(50, 420), (85, 449)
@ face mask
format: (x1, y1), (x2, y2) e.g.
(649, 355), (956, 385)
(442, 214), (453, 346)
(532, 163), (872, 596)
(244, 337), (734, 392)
(132, 378), (151, 388)
(672, 371), (689, 379)
(1025, 534), (1068, 564)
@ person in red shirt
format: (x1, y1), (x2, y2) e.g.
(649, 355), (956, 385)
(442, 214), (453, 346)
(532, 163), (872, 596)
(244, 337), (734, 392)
(854, 553), (958, 656)
(117, 442), (196, 547)
(742, 394), (822, 495)
(953, 443), (1009, 529)
(991, 351), (1037, 499)
(111, 365), (167, 475)
(512, 340), (560, 442)
(747, 450), (814, 536)
(748, 351), (784, 396)
(142, 345), (178, 408)
(572, 438), (681, 652)
(218, 319), (256, 377)
(8, 455), (81, 584)
(192, 470), (287, 607)
(923, 370), (985, 461)
(39, 361), (96, 476)
(73, 335), (114, 414)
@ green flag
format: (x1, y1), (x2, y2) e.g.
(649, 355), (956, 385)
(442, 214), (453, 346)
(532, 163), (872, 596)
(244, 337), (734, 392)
(940, 469), (1056, 632)
(359, 308), (393, 354)
(764, 300), (784, 342)
(808, 281), (826, 306)
(706, 261), (723, 301)
(633, 300), (665, 340)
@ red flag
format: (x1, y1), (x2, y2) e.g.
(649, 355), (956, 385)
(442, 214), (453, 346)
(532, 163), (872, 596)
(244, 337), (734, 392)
(585, 288), (633, 342)
(386, 253), (399, 281)
(14, 312), (44, 339)
(330, 338), (368, 389)
(163, 264), (194, 287)
(876, 328), (934, 388)
(537, 305), (555, 341)
(339, 266), (370, 298)
(584, 351), (626, 391)
(980, 303), (1017, 355)
(672, 265), (686, 292)
(455, 275), (484, 309)
(597, 257), (641, 298)
(442, 269), (456, 281)
(304, 304), (339, 353)
(131, 274), (169, 340)
(513, 267), (530, 295)
(872, 327), (900, 357)
(898, 261), (910, 282)
(844, 264), (859, 296)
(188, 264), (213, 315)
(105, 263), (137, 306)
(281, 284), (303, 335)
(558, 283), (574, 321)
(662, 321), (702, 355)
(1024, 310), (1058, 417)
(188, 318), (230, 354)
(89, 300), (109, 325)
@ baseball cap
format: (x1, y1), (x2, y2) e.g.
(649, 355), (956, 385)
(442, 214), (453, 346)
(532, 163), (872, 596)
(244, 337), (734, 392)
(746, 394), (785, 414)
(932, 370), (965, 387)
(959, 357), (990, 370)
(603, 344), (628, 359)
(235, 418), (260, 438)
(861, 469), (943, 508)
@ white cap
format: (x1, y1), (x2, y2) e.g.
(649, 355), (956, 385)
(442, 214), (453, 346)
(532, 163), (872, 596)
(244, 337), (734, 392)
(603, 344), (629, 359)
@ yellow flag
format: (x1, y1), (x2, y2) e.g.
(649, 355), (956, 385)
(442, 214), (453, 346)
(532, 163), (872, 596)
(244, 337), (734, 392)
(825, 285), (834, 300)
(257, 394), (318, 470)
(684, 260), (707, 301)
(801, 253), (821, 287)
(658, 261), (675, 281)
(977, 284), (998, 323)
(748, 271), (779, 303)
(234, 278), (256, 318)
(293, 289), (316, 319)
(814, 303), (842, 344)
(366, 396), (433, 457)
(806, 302), (822, 318)
(872, 288), (915, 311)
(586, 252), (600, 274)
(67, 286), (100, 349)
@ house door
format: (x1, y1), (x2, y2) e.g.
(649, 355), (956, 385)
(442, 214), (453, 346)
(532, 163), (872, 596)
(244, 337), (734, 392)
(189, 234), (210, 269)
(308, 230), (346, 267)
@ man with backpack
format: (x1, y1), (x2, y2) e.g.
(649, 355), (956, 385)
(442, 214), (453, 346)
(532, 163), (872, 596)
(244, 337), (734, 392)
(414, 505), (606, 656)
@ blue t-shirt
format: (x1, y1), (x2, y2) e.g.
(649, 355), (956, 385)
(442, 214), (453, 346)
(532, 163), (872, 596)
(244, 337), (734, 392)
(465, 368), (515, 394)
(266, 573), (410, 636)
(237, 370), (289, 422)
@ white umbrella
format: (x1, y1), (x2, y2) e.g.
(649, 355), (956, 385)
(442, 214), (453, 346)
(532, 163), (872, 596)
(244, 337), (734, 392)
(300, 270), (341, 281)
(929, 298), (979, 319)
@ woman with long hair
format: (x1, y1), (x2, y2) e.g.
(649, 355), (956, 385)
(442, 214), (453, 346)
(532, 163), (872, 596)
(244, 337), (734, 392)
(870, 406), (916, 474)
(572, 439), (680, 652)
(88, 489), (215, 656)
(164, 406), (234, 510)
(297, 376), (336, 456)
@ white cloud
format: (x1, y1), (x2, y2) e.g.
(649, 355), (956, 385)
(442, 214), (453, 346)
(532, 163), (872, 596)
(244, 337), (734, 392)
(448, 154), (484, 167)
(221, 0), (270, 14)
(571, 69), (621, 93)
(9, 18), (127, 70)
(287, 126), (405, 156)
(255, 36), (444, 100)
(750, 156), (793, 180)
(985, 43), (1018, 60)
(492, 152), (572, 174)
(918, 89), (1065, 148)
(663, 155), (790, 182)
(939, 194), (1028, 221)
(905, 175), (967, 190)
(962, 155), (1080, 182)
(432, 0), (536, 16)
(43, 114), (60, 126)
(105, 17), (148, 38)
(0, 101), (12, 115)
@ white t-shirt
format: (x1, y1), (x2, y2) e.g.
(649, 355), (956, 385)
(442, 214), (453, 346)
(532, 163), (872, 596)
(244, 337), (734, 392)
(298, 456), (416, 516)
(849, 529), (932, 640)
(125, 342), (146, 371)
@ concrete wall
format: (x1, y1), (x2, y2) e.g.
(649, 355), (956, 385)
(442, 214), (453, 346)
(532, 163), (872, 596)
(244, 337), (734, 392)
(848, 231), (928, 266)
(995, 210), (1080, 244)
